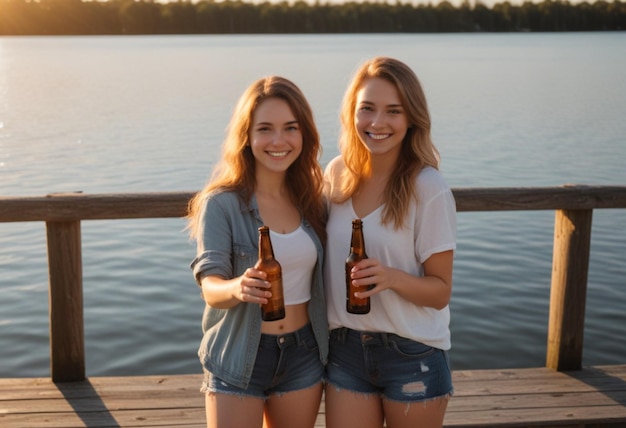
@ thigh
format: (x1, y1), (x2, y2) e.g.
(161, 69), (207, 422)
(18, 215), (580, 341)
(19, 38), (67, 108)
(205, 392), (264, 428)
(383, 396), (448, 428)
(325, 384), (384, 428)
(264, 382), (323, 428)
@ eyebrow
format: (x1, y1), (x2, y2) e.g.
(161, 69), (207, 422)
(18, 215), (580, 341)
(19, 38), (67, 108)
(359, 100), (403, 108)
(254, 120), (299, 126)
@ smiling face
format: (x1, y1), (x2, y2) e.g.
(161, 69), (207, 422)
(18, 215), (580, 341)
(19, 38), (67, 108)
(250, 97), (303, 177)
(354, 77), (409, 160)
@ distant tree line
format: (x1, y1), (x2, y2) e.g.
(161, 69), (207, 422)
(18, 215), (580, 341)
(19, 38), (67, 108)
(1, 0), (624, 35)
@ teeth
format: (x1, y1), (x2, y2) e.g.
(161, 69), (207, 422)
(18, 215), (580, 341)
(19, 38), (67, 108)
(368, 133), (389, 140)
(268, 151), (288, 157)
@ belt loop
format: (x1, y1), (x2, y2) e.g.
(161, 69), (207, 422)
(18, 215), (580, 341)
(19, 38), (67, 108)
(381, 332), (391, 348)
(334, 327), (348, 343)
(341, 327), (350, 342)
(292, 323), (311, 346)
(294, 326), (303, 346)
(330, 327), (350, 343)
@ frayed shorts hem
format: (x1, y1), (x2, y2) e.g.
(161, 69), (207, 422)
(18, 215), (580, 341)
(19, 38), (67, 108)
(201, 377), (324, 400)
(325, 381), (454, 404)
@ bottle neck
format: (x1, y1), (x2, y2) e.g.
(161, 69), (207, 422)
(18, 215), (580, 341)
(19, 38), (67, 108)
(350, 227), (366, 256)
(259, 230), (275, 260)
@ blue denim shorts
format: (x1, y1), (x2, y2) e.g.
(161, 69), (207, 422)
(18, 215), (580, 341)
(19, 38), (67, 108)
(202, 323), (324, 399)
(326, 327), (453, 403)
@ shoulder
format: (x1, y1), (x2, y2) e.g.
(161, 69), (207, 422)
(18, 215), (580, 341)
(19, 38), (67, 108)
(415, 167), (453, 203)
(206, 190), (238, 204)
(323, 156), (346, 200)
(324, 155), (345, 178)
(416, 167), (451, 192)
(203, 190), (248, 215)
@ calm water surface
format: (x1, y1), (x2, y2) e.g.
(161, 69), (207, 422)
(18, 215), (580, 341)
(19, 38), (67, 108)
(1, 33), (625, 377)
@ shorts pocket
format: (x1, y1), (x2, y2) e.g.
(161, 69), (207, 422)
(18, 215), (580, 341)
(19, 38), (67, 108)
(300, 333), (320, 353)
(389, 336), (437, 359)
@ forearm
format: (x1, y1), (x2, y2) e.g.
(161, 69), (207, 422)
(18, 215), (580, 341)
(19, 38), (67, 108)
(200, 275), (240, 309)
(387, 268), (451, 310)
(352, 250), (454, 310)
(388, 250), (454, 310)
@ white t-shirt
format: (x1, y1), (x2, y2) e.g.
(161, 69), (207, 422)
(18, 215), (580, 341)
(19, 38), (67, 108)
(324, 162), (457, 350)
(271, 225), (315, 305)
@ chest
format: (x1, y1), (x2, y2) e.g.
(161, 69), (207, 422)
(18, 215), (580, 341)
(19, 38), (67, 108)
(256, 196), (301, 234)
(351, 180), (387, 219)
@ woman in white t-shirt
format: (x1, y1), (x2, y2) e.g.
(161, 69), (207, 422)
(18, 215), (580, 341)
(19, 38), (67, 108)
(324, 57), (457, 428)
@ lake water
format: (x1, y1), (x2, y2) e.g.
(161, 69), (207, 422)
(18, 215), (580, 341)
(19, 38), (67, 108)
(1, 33), (625, 377)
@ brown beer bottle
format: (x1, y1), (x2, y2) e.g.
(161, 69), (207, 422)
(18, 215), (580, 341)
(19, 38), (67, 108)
(346, 219), (370, 314)
(254, 226), (286, 321)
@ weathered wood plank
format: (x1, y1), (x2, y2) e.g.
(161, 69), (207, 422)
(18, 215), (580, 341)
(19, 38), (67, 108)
(2, 186), (626, 223)
(444, 405), (626, 428)
(0, 408), (207, 428)
(452, 185), (626, 212)
(451, 365), (626, 381)
(448, 390), (626, 411)
(0, 192), (196, 222)
(0, 375), (201, 400)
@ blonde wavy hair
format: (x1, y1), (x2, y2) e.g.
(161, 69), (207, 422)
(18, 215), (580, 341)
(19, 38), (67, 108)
(334, 56), (440, 229)
(187, 76), (325, 242)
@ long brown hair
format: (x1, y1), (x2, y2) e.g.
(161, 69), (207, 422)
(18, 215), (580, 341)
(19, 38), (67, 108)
(187, 76), (325, 242)
(334, 56), (440, 229)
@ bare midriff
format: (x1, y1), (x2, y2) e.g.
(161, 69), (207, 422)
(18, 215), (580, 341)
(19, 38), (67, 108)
(260, 302), (310, 334)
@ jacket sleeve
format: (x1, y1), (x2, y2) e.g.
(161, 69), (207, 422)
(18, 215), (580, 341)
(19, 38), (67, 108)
(190, 194), (234, 285)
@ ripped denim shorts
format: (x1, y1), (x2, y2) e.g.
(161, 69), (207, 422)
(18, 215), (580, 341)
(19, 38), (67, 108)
(326, 327), (453, 403)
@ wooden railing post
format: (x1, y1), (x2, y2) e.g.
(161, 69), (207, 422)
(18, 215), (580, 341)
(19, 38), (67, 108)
(546, 209), (593, 371)
(46, 220), (85, 382)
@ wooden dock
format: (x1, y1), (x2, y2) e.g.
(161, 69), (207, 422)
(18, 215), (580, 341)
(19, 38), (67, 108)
(2, 187), (626, 427)
(2, 365), (626, 427)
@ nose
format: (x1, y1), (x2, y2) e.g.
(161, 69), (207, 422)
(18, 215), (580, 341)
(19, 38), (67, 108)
(371, 112), (384, 128)
(272, 130), (285, 144)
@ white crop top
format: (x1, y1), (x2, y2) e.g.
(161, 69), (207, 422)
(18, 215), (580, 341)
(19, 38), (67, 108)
(270, 225), (315, 305)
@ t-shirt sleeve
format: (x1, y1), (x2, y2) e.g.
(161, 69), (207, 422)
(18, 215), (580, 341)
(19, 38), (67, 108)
(414, 171), (457, 263)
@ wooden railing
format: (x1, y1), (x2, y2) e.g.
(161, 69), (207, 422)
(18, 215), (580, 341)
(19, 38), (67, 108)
(2, 185), (626, 383)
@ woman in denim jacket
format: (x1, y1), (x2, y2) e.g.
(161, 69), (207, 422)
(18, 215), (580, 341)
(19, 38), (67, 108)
(187, 76), (328, 428)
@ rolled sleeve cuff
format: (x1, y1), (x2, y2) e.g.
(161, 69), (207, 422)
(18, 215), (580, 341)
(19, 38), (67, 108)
(190, 250), (231, 286)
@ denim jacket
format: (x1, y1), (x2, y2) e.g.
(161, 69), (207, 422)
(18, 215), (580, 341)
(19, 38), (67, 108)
(190, 190), (328, 389)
